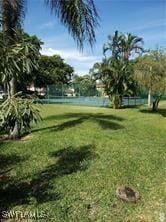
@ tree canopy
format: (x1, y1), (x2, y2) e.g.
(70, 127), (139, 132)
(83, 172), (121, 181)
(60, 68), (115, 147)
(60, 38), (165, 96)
(72, 74), (97, 96)
(134, 49), (166, 110)
(33, 55), (74, 88)
(0, 30), (41, 95)
(134, 49), (166, 94)
(103, 31), (144, 60)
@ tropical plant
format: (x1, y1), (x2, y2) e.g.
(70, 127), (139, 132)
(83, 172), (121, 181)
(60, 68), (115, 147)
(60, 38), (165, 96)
(91, 58), (136, 108)
(103, 30), (122, 59)
(0, 0), (99, 46)
(0, 93), (41, 139)
(120, 33), (144, 60)
(103, 31), (144, 60)
(0, 30), (41, 96)
(91, 30), (143, 108)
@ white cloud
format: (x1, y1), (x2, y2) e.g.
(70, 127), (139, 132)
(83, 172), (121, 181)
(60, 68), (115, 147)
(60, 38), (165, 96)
(40, 47), (101, 75)
(41, 47), (100, 62)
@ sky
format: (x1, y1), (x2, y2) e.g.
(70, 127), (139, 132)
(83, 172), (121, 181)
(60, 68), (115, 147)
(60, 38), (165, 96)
(24, 0), (166, 75)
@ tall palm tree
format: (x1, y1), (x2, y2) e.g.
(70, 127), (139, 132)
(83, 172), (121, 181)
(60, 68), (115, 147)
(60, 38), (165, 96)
(121, 33), (144, 60)
(103, 30), (121, 58)
(103, 31), (144, 60)
(0, 0), (99, 95)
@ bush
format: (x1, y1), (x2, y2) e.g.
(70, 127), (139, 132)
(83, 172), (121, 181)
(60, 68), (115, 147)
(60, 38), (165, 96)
(0, 94), (41, 138)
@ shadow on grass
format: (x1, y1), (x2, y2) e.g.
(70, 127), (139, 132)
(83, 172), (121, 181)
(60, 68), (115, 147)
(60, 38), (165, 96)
(98, 119), (124, 130)
(0, 144), (95, 217)
(0, 154), (27, 173)
(33, 113), (125, 133)
(139, 108), (166, 117)
(49, 144), (96, 175)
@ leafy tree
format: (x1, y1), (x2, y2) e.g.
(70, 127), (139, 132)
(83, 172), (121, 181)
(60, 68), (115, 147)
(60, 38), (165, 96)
(33, 55), (74, 88)
(72, 74), (97, 97)
(0, 30), (41, 96)
(0, 30), (41, 138)
(2, 31), (42, 93)
(134, 49), (166, 110)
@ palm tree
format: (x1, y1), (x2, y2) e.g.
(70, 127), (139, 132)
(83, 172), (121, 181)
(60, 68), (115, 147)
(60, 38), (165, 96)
(103, 30), (121, 58)
(120, 33), (144, 60)
(91, 58), (136, 108)
(0, 0), (99, 95)
(103, 31), (144, 60)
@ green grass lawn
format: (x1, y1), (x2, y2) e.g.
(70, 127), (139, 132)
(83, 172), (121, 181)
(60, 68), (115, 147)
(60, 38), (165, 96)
(0, 102), (166, 222)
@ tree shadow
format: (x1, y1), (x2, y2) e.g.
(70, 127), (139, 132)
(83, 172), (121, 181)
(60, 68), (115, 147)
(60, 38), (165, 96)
(43, 113), (124, 122)
(97, 119), (124, 130)
(0, 153), (27, 173)
(50, 117), (85, 131)
(33, 113), (124, 133)
(139, 108), (166, 117)
(49, 144), (96, 175)
(0, 144), (95, 218)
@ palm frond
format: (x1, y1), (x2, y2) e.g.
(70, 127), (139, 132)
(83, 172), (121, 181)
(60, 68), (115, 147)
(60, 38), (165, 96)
(0, 0), (26, 40)
(45, 0), (99, 49)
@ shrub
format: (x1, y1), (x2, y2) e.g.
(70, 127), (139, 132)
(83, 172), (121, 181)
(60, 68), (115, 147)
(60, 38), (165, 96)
(0, 94), (41, 138)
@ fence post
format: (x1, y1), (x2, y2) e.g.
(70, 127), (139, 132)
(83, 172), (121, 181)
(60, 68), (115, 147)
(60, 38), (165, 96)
(47, 85), (49, 104)
(62, 83), (63, 97)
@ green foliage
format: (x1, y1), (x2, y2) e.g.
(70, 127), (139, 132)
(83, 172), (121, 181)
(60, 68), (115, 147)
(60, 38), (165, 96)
(0, 93), (41, 138)
(134, 49), (166, 110)
(91, 58), (137, 108)
(91, 30), (144, 108)
(33, 55), (74, 88)
(45, 0), (99, 49)
(72, 74), (98, 96)
(0, 30), (41, 94)
(134, 49), (166, 94)
(1, 0), (99, 50)
(103, 30), (144, 60)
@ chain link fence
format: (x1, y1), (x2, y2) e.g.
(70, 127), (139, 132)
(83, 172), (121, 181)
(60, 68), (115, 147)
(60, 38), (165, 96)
(35, 84), (151, 107)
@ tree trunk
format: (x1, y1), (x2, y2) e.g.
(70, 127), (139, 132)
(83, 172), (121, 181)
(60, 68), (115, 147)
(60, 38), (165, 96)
(9, 77), (16, 96)
(2, 0), (21, 138)
(112, 94), (121, 109)
(148, 90), (151, 107)
(152, 95), (162, 111)
(9, 121), (21, 139)
(9, 78), (21, 139)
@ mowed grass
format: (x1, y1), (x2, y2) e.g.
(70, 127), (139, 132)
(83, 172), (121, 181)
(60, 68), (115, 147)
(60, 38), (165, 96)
(0, 102), (166, 222)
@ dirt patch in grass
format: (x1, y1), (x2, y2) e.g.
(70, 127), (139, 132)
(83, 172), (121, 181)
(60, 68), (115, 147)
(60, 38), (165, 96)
(0, 134), (32, 142)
